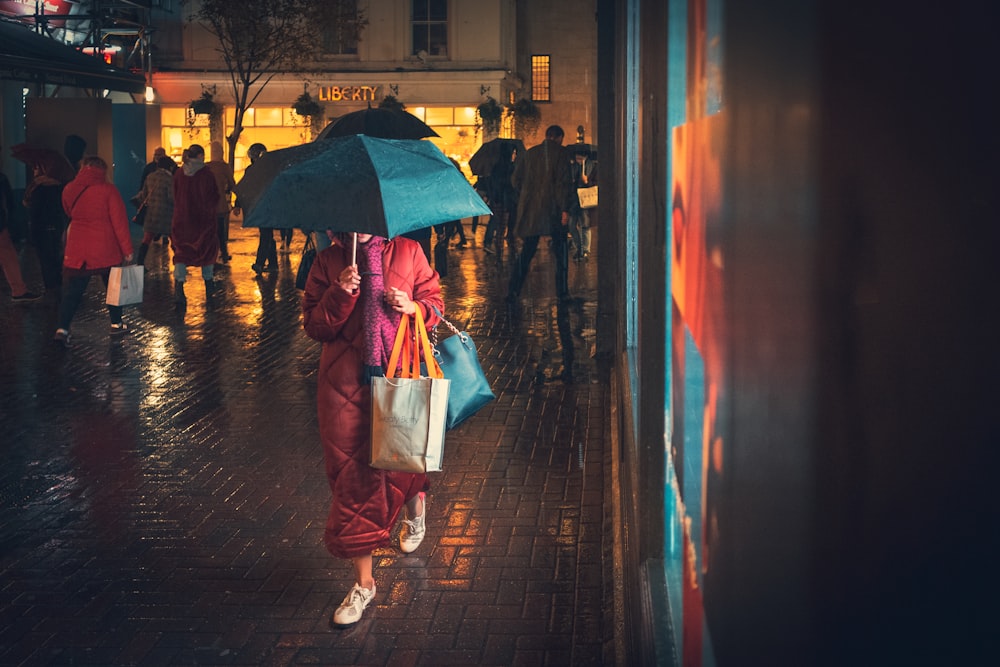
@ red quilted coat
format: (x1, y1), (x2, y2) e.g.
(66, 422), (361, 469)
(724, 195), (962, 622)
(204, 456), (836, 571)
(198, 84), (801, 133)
(302, 235), (444, 559)
(61, 164), (132, 269)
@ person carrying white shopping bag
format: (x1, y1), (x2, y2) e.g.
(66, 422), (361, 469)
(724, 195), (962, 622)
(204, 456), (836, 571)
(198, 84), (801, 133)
(53, 155), (135, 345)
(301, 231), (444, 629)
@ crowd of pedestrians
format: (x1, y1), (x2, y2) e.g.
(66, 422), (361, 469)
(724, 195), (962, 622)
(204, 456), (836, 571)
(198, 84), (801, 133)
(2, 127), (596, 628)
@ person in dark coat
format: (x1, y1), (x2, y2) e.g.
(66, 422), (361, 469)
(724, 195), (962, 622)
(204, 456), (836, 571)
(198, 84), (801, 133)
(205, 141), (237, 263)
(53, 155), (134, 344)
(302, 232), (443, 628)
(139, 147), (176, 190)
(0, 154), (40, 302)
(237, 143), (278, 277)
(568, 145), (598, 261)
(23, 162), (69, 290)
(506, 125), (576, 302)
(171, 144), (219, 304)
(481, 142), (520, 257)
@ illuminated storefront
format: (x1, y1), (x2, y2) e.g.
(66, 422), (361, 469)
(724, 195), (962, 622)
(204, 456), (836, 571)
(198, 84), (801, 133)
(151, 73), (501, 184)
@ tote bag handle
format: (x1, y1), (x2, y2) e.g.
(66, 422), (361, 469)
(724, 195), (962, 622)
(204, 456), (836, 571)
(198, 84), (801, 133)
(385, 308), (443, 380)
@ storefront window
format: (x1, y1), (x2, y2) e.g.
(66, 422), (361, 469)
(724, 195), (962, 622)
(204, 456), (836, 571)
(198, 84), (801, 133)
(160, 106), (309, 181)
(409, 106), (478, 180)
(159, 103), (480, 184)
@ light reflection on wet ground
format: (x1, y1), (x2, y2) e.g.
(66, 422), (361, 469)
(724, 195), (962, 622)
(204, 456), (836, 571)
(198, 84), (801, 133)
(0, 220), (606, 665)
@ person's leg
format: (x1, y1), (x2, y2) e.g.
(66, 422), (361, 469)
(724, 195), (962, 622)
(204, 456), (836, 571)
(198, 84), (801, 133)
(351, 554), (375, 590)
(569, 213), (584, 259)
(580, 210), (592, 257)
(0, 228), (31, 297)
(98, 270), (125, 327)
(173, 262), (188, 303)
(138, 230), (155, 265)
(201, 264), (216, 299)
(551, 229), (570, 301)
(332, 551), (377, 626)
(400, 491), (427, 553)
(454, 220), (467, 247)
(56, 273), (89, 331)
(501, 209), (514, 251)
(33, 226), (61, 289)
(253, 228), (273, 273)
(483, 214), (496, 247)
(217, 213), (230, 261)
(266, 230), (278, 269)
(507, 234), (539, 299)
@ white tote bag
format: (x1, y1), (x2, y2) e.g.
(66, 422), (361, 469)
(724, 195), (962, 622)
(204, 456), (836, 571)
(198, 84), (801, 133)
(370, 309), (450, 473)
(106, 265), (144, 306)
(577, 185), (598, 209)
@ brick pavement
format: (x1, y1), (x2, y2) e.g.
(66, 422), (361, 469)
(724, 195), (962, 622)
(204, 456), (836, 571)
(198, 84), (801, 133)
(0, 220), (610, 666)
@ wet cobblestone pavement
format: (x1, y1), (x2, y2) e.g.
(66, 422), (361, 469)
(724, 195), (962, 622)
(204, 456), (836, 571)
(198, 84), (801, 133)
(0, 220), (608, 666)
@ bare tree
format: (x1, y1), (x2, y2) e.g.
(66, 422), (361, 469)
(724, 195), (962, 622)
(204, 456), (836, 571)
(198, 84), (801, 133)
(184, 0), (366, 165)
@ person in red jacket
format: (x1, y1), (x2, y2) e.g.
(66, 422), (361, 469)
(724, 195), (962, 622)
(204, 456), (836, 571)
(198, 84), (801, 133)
(171, 144), (220, 305)
(53, 155), (134, 344)
(302, 231), (443, 627)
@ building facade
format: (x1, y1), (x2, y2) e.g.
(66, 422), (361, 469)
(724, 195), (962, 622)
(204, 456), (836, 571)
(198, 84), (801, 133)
(3, 1), (597, 188)
(149, 0), (593, 183)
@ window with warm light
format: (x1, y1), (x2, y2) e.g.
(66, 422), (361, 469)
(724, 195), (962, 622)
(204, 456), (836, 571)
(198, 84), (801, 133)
(531, 55), (551, 102)
(412, 0), (447, 57)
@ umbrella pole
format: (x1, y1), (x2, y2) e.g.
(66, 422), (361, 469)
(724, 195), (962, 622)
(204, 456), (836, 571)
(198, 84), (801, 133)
(352, 233), (357, 266)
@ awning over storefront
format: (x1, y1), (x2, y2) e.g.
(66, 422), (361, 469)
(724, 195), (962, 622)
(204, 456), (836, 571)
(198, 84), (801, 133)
(0, 20), (145, 94)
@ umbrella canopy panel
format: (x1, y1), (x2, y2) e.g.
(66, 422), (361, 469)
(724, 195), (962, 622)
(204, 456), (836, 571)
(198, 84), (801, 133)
(236, 135), (490, 236)
(566, 142), (598, 159)
(469, 138), (525, 176)
(316, 107), (439, 141)
(10, 144), (77, 183)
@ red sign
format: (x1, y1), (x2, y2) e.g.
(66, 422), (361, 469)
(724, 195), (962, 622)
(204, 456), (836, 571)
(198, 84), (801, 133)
(0, 1), (74, 28)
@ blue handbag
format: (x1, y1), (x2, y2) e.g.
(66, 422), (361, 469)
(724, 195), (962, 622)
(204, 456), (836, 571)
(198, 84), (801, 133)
(430, 306), (495, 429)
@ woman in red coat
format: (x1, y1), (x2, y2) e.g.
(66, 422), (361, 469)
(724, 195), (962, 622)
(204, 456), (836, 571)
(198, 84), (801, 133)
(302, 232), (443, 627)
(54, 155), (134, 344)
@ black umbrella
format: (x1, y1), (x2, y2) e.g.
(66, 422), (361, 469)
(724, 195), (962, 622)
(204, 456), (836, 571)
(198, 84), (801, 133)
(316, 107), (439, 140)
(567, 142), (598, 159)
(468, 138), (525, 177)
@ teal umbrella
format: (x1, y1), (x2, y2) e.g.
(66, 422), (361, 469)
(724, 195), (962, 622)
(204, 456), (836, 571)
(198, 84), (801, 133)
(235, 135), (490, 236)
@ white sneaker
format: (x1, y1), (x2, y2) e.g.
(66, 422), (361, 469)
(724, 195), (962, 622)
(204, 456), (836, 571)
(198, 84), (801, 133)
(332, 583), (375, 627)
(400, 493), (426, 553)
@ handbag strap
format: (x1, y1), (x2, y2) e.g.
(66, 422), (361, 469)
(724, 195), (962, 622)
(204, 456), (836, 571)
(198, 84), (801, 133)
(429, 305), (469, 344)
(66, 186), (90, 221)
